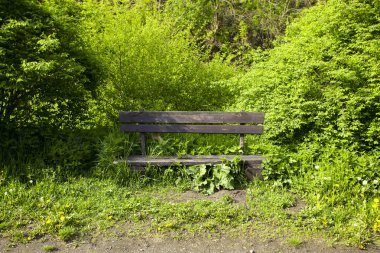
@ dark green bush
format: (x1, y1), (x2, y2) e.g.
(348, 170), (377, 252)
(0, 126), (104, 180)
(0, 0), (100, 129)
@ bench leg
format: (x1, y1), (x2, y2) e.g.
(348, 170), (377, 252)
(244, 161), (263, 180)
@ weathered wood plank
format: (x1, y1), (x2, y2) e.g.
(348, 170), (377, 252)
(120, 124), (264, 134)
(140, 133), (147, 156)
(120, 111), (264, 124)
(125, 155), (265, 167)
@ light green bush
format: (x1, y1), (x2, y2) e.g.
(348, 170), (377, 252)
(235, 0), (380, 149)
(81, 1), (236, 125)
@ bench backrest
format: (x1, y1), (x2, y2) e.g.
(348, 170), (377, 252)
(119, 111), (264, 155)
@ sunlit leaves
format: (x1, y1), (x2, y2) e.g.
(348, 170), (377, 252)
(236, 0), (380, 149)
(80, 1), (235, 125)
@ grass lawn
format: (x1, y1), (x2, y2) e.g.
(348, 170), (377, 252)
(2, 174), (374, 250)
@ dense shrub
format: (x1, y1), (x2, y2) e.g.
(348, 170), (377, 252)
(234, 0), (380, 150)
(0, 0), (100, 129)
(0, 125), (104, 179)
(163, 0), (316, 59)
(81, 1), (237, 125)
(232, 1), (380, 245)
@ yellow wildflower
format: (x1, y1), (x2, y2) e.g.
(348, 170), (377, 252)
(46, 219), (52, 224)
(60, 215), (65, 222)
(374, 198), (379, 203)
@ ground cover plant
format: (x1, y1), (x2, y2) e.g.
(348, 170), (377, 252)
(0, 174), (302, 243)
(1, 0), (380, 251)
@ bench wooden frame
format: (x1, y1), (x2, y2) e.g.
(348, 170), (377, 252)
(119, 110), (265, 179)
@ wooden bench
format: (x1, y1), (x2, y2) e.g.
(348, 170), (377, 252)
(119, 110), (265, 179)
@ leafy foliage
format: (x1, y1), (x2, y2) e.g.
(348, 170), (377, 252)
(0, 126), (103, 179)
(2, 0), (380, 247)
(235, 0), (380, 150)
(81, 1), (236, 125)
(163, 0), (316, 60)
(231, 0), (380, 246)
(0, 0), (100, 128)
(185, 157), (243, 195)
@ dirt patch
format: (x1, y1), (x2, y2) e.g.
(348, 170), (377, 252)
(2, 235), (380, 253)
(285, 197), (307, 214)
(164, 189), (247, 205)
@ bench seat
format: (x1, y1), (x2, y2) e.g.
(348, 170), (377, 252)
(126, 155), (265, 179)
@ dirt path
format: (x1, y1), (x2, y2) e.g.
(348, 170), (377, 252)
(2, 235), (380, 253)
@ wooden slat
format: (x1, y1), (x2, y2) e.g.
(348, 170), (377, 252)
(121, 124), (263, 134)
(126, 155), (265, 167)
(120, 111), (264, 124)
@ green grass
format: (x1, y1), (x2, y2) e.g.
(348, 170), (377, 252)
(287, 237), (303, 247)
(0, 174), (303, 243)
(43, 245), (58, 252)
(1, 159), (379, 249)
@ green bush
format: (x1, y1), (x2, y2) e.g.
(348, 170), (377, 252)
(80, 1), (237, 125)
(0, 126), (104, 180)
(0, 0), (100, 129)
(231, 1), (380, 245)
(94, 130), (137, 184)
(234, 0), (380, 150)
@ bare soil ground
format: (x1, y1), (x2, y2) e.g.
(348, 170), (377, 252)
(158, 189), (247, 204)
(2, 190), (380, 253)
(2, 235), (380, 253)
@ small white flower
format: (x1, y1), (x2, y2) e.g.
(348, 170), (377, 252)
(374, 180), (378, 185)
(362, 180), (368, 186)
(113, 161), (118, 165)
(29, 180), (33, 184)
(357, 177), (361, 181)
(315, 165), (320, 170)
(4, 192), (7, 196)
